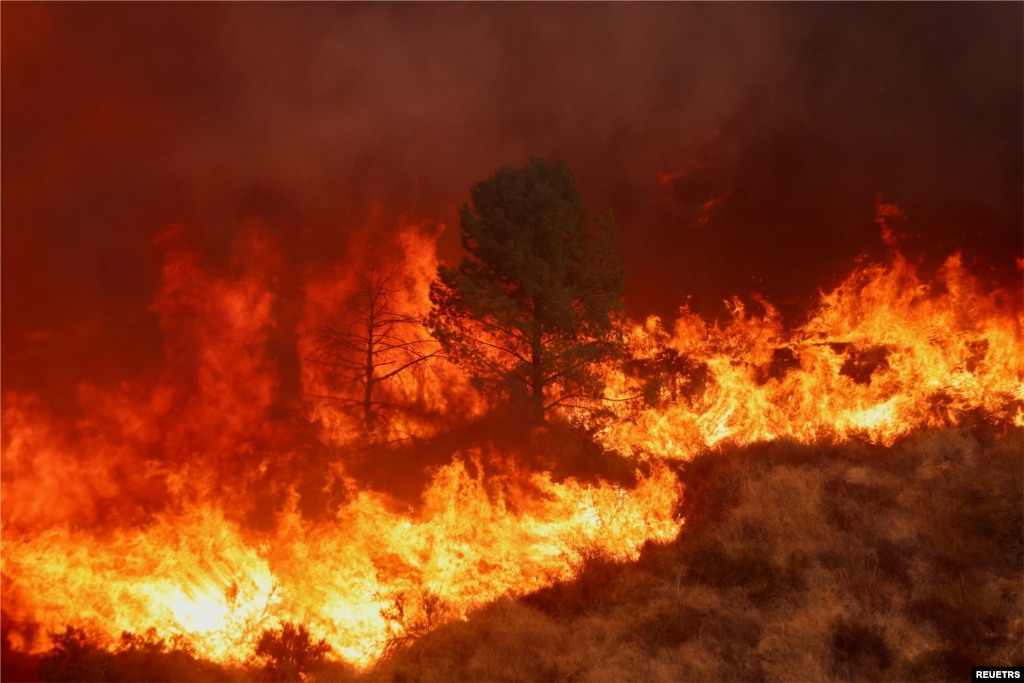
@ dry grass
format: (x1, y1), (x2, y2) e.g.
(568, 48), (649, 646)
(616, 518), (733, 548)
(371, 428), (1024, 682)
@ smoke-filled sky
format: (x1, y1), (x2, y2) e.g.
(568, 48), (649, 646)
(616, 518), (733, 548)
(3, 3), (1021, 407)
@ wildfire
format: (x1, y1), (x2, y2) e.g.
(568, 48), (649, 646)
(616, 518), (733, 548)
(589, 251), (1023, 460)
(0, 221), (682, 667)
(2, 212), (1021, 670)
(2, 458), (680, 666)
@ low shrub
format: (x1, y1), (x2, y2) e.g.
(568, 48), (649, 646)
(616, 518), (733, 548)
(248, 623), (331, 683)
(35, 627), (235, 683)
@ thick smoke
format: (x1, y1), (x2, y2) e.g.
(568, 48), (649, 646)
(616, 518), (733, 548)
(3, 3), (1021, 407)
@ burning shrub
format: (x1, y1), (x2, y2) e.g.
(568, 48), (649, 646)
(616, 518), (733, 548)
(248, 623), (331, 683)
(374, 599), (565, 683)
(520, 543), (623, 619)
(376, 587), (455, 661)
(35, 627), (112, 683)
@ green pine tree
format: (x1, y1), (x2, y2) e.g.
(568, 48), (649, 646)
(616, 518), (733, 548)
(429, 158), (625, 423)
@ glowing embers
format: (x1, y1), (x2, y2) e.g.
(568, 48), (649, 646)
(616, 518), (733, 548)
(2, 457), (683, 666)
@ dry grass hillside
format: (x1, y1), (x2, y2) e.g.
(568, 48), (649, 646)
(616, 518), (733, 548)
(372, 428), (1023, 683)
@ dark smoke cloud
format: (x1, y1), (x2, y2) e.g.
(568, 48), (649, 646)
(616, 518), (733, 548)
(3, 3), (1021, 407)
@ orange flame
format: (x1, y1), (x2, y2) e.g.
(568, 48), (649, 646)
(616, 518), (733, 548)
(587, 248), (1023, 459)
(2, 212), (1020, 670)
(298, 221), (484, 445)
(2, 458), (681, 665)
(0, 221), (682, 667)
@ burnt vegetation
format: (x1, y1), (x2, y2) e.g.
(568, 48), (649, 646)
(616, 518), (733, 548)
(310, 264), (442, 440)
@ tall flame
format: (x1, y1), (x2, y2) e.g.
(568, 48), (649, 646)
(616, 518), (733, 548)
(589, 250), (1022, 459)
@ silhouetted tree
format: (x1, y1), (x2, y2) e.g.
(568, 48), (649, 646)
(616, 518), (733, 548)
(312, 265), (439, 437)
(429, 158), (625, 423)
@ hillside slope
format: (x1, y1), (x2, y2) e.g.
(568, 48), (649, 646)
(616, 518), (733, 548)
(7, 428), (1021, 682)
(372, 428), (1023, 683)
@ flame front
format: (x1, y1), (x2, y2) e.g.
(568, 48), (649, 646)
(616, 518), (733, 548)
(2, 217), (1021, 669)
(0, 223), (683, 667)
(591, 251), (1023, 459)
(3, 460), (680, 665)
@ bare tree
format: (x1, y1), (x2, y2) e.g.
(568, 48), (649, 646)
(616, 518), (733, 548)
(310, 265), (440, 437)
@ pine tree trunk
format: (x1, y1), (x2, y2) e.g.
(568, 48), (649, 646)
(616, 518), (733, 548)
(531, 323), (545, 424)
